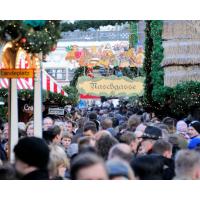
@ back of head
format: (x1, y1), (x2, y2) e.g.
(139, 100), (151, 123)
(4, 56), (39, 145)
(43, 125), (61, 144)
(130, 154), (164, 180)
(88, 112), (97, 121)
(128, 115), (141, 131)
(106, 159), (135, 180)
(96, 135), (119, 160)
(70, 152), (106, 180)
(49, 145), (69, 178)
(152, 139), (172, 156)
(162, 117), (177, 134)
(14, 137), (50, 169)
(175, 149), (200, 179)
(119, 131), (136, 145)
(101, 118), (113, 130)
(108, 143), (133, 162)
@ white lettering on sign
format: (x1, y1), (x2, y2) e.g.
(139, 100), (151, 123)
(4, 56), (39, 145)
(48, 108), (64, 115)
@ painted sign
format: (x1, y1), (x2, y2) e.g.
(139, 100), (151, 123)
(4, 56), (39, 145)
(0, 69), (34, 78)
(48, 108), (65, 115)
(77, 76), (144, 97)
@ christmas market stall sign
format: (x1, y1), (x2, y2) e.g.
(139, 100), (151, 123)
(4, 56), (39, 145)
(77, 76), (144, 97)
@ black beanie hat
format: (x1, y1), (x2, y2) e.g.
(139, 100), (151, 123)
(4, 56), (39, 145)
(14, 137), (50, 169)
(189, 121), (200, 134)
(142, 126), (162, 140)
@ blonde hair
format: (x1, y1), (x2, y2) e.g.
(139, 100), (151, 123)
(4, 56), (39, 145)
(48, 145), (70, 178)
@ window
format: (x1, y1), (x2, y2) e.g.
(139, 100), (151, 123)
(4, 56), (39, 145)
(46, 69), (66, 80)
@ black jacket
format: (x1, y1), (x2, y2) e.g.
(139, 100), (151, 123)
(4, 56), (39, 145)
(22, 169), (49, 180)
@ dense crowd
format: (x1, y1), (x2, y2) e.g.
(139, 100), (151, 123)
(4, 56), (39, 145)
(1, 102), (200, 180)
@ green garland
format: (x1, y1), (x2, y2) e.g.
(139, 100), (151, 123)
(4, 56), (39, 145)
(143, 20), (200, 118)
(0, 20), (61, 55)
(143, 20), (154, 111)
(150, 21), (164, 100)
(129, 21), (138, 48)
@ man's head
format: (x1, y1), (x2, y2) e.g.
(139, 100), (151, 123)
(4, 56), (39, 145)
(96, 135), (119, 160)
(127, 115), (141, 132)
(138, 126), (162, 155)
(108, 143), (133, 162)
(43, 125), (62, 145)
(83, 121), (97, 137)
(70, 153), (108, 180)
(188, 121), (200, 138)
(78, 136), (96, 151)
(162, 117), (177, 134)
(43, 117), (54, 131)
(175, 149), (200, 180)
(120, 131), (139, 153)
(100, 118), (113, 130)
(14, 137), (50, 176)
(152, 139), (172, 159)
(66, 120), (76, 134)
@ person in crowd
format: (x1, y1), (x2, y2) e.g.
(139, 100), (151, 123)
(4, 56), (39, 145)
(162, 117), (177, 134)
(119, 131), (140, 154)
(18, 122), (26, 132)
(43, 117), (54, 131)
(2, 123), (9, 148)
(43, 125), (62, 145)
(108, 143), (133, 163)
(136, 126), (162, 156)
(88, 112), (100, 131)
(130, 154), (165, 180)
(83, 121), (97, 138)
(176, 120), (189, 139)
(67, 143), (79, 160)
(48, 144), (70, 179)
(26, 121), (34, 137)
(100, 118), (116, 137)
(14, 137), (50, 180)
(54, 121), (66, 136)
(61, 132), (73, 153)
(0, 128), (7, 161)
(78, 136), (96, 152)
(96, 134), (118, 160)
(65, 120), (76, 135)
(152, 139), (173, 159)
(174, 149), (200, 180)
(95, 130), (112, 141)
(127, 115), (141, 132)
(188, 137), (200, 150)
(188, 121), (200, 139)
(152, 139), (175, 179)
(70, 152), (108, 180)
(106, 159), (135, 180)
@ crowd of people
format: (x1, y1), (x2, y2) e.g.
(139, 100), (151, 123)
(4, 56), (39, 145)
(1, 102), (200, 180)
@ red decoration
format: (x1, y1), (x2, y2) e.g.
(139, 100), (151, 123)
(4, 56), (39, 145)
(21, 38), (27, 43)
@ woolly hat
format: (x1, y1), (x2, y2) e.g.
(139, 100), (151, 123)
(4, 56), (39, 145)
(176, 120), (188, 134)
(189, 121), (200, 134)
(14, 137), (49, 169)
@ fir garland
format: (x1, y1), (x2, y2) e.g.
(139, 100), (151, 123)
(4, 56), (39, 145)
(0, 20), (61, 55)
